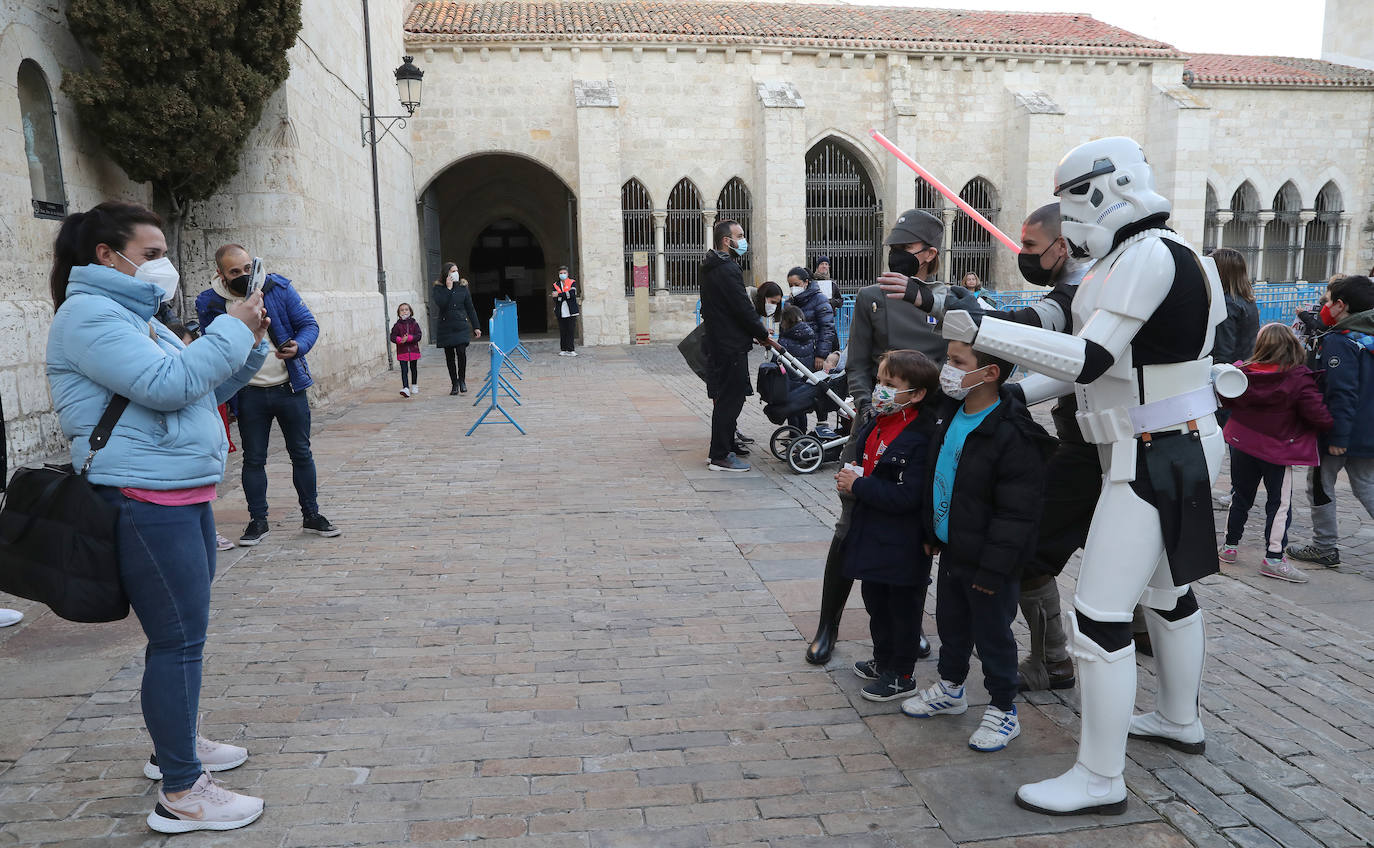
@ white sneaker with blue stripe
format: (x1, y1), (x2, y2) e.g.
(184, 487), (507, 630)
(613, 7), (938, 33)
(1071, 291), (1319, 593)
(969, 705), (1020, 752)
(900, 680), (968, 718)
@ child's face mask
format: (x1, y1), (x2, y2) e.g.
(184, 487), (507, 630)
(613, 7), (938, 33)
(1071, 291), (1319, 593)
(939, 363), (989, 400)
(872, 383), (917, 416)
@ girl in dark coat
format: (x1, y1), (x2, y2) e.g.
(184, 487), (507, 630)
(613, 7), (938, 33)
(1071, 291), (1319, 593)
(1219, 323), (1333, 582)
(836, 350), (940, 703)
(389, 302), (423, 397)
(778, 305), (818, 434)
(431, 262), (481, 394)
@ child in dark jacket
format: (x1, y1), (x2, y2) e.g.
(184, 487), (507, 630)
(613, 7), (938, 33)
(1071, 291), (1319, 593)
(1219, 324), (1332, 583)
(1287, 275), (1374, 567)
(389, 303), (423, 397)
(902, 340), (1054, 753)
(837, 350), (941, 702)
(778, 306), (818, 433)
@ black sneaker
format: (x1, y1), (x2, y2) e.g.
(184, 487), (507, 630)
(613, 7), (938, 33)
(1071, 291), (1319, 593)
(917, 633), (931, 660)
(732, 441), (752, 457)
(853, 659), (879, 680)
(1286, 543), (1340, 567)
(734, 430), (755, 445)
(237, 519), (270, 547)
(861, 672), (916, 702)
(303, 514), (341, 537)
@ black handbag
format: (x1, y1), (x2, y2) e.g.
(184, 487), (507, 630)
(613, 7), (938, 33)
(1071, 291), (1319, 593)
(0, 394), (131, 623)
(677, 323), (709, 383)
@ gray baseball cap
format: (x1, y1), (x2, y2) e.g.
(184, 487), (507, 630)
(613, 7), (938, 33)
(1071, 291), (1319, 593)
(884, 209), (943, 248)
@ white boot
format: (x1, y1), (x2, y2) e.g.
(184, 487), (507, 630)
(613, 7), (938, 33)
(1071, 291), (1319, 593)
(1129, 606), (1205, 754)
(1016, 619), (1133, 816)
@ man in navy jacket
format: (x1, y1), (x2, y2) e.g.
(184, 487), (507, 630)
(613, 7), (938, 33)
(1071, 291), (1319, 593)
(197, 244), (339, 546)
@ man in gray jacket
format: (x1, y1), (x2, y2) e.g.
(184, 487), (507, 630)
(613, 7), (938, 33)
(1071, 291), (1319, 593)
(805, 209), (946, 665)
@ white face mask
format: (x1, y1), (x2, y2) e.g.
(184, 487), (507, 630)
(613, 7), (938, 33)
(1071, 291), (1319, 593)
(449, 270), (460, 283)
(558, 272), (568, 280)
(117, 251), (179, 303)
(939, 362), (987, 401)
(790, 285), (806, 297)
(765, 302), (778, 316)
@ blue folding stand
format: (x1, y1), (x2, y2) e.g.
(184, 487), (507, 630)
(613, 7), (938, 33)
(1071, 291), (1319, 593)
(466, 299), (526, 436)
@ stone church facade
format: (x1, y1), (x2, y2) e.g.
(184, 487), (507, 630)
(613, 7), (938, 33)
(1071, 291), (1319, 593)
(1, 0), (1372, 463)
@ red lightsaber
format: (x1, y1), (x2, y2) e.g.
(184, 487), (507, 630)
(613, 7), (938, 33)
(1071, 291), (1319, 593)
(870, 129), (1021, 255)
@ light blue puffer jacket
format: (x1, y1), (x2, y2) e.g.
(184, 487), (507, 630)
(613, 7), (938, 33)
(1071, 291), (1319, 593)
(46, 264), (270, 489)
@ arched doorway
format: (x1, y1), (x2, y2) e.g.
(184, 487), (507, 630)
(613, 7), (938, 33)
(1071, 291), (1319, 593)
(420, 154), (576, 337)
(805, 138), (883, 295)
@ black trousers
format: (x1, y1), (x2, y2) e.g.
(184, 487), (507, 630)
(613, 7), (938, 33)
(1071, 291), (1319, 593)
(1024, 441), (1102, 580)
(1225, 446), (1294, 557)
(706, 353), (749, 461)
(861, 580), (927, 677)
(400, 360), (418, 388)
(443, 344), (468, 385)
(558, 316), (577, 352)
(935, 564), (1020, 711)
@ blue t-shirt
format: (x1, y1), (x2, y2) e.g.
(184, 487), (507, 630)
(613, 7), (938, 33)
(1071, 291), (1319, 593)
(933, 400), (1001, 543)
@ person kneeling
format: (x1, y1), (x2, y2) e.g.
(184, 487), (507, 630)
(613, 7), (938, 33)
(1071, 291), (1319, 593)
(837, 351), (940, 702)
(901, 341), (1054, 752)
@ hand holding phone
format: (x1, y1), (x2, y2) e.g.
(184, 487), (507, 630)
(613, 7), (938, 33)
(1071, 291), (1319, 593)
(247, 257), (266, 296)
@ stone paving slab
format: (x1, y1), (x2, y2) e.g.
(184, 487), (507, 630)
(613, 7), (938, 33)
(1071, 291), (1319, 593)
(1, 340), (1373, 847)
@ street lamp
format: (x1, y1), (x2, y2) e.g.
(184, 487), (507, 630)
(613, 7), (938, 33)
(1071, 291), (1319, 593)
(361, 0), (424, 369)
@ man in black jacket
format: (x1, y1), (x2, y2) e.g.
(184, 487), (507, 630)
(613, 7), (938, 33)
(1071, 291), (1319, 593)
(699, 219), (769, 472)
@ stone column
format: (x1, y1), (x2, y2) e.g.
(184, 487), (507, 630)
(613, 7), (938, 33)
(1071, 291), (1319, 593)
(1256, 211), (1274, 281)
(940, 207), (957, 284)
(1003, 89), (1066, 286)
(1147, 84), (1212, 248)
(573, 80), (631, 345)
(703, 209), (718, 253)
(753, 82), (807, 288)
(1337, 214), (1353, 278)
(1296, 211), (1315, 281)
(653, 210), (668, 293)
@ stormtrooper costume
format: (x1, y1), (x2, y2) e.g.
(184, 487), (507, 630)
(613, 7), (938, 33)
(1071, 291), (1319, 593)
(942, 137), (1245, 816)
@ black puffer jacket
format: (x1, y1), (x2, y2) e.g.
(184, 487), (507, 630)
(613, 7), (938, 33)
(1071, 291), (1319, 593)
(700, 250), (768, 357)
(789, 283), (838, 358)
(922, 386), (1057, 590)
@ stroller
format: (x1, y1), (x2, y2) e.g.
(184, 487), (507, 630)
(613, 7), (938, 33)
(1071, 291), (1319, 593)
(757, 343), (855, 474)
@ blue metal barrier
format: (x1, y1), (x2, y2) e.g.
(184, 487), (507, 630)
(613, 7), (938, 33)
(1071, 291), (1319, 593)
(467, 299), (525, 436)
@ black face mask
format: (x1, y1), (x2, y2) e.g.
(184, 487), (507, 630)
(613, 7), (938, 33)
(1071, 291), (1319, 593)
(226, 274), (249, 297)
(1017, 250), (1058, 287)
(887, 248), (925, 278)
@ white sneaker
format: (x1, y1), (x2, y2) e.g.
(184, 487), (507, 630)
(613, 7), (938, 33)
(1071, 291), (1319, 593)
(557, 351), (569, 356)
(0, 609), (22, 627)
(900, 680), (968, 718)
(147, 772), (263, 833)
(399, 387), (411, 397)
(567, 350), (578, 357)
(411, 385), (419, 395)
(215, 534), (235, 552)
(145, 736), (249, 780)
(969, 705), (1020, 752)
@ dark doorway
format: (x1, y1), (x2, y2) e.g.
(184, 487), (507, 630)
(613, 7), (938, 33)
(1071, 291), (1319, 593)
(805, 138), (883, 296)
(420, 153), (576, 340)
(467, 219), (549, 335)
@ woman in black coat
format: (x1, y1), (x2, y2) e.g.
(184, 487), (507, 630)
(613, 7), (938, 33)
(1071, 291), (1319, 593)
(431, 262), (482, 394)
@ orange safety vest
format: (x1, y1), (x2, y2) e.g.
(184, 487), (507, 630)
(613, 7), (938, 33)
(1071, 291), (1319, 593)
(554, 277), (576, 295)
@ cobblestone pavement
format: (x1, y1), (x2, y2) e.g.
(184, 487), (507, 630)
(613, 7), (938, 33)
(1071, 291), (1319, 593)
(1, 340), (1372, 847)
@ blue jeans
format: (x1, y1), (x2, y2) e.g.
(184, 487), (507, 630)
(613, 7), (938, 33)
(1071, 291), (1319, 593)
(99, 489), (216, 792)
(237, 383), (318, 520)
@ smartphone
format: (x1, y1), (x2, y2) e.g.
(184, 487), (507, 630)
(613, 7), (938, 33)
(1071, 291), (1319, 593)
(247, 258), (266, 296)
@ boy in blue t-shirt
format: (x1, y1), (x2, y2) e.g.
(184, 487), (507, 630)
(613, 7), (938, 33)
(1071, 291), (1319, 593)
(902, 340), (1054, 753)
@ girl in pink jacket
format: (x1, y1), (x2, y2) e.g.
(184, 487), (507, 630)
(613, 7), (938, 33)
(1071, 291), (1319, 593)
(390, 303), (423, 397)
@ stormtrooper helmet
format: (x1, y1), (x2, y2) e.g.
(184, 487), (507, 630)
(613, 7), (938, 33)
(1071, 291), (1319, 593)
(1053, 137), (1171, 259)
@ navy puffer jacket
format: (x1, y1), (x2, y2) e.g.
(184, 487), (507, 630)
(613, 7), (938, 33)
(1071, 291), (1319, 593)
(789, 283), (838, 358)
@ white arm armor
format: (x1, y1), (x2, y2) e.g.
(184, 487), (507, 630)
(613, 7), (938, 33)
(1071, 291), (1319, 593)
(1015, 372), (1076, 406)
(965, 237), (1175, 384)
(931, 288), (1067, 332)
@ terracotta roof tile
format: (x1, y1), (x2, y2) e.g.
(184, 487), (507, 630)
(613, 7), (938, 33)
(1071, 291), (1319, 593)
(1183, 53), (1374, 88)
(405, 1), (1180, 58)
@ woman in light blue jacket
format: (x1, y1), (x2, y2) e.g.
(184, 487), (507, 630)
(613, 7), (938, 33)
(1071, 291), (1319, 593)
(46, 201), (272, 833)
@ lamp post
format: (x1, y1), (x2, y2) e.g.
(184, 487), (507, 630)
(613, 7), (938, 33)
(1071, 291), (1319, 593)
(361, 0), (423, 369)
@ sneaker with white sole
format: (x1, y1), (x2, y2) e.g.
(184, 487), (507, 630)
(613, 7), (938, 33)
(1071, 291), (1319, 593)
(707, 453), (751, 473)
(411, 385), (419, 395)
(900, 680), (968, 718)
(853, 659), (879, 681)
(399, 387), (411, 397)
(215, 534), (235, 552)
(0, 609), (22, 627)
(1217, 545), (1238, 564)
(144, 736), (249, 780)
(969, 705), (1020, 752)
(1260, 556), (1308, 583)
(147, 772), (263, 833)
(862, 672), (917, 702)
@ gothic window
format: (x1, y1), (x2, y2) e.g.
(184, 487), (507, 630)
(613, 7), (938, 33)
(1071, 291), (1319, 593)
(915, 178), (943, 218)
(1303, 182), (1343, 282)
(717, 177), (752, 273)
(805, 138), (882, 296)
(621, 179), (654, 295)
(1262, 182), (1301, 282)
(1223, 182), (1260, 278)
(1203, 184), (1219, 254)
(950, 178), (999, 288)
(17, 60), (66, 219)
(665, 178), (704, 293)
